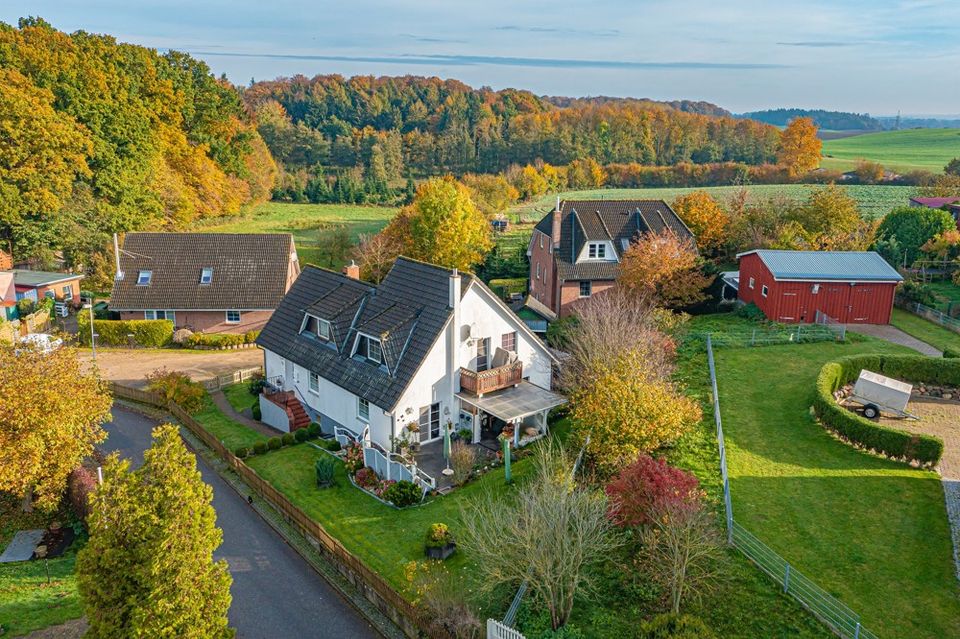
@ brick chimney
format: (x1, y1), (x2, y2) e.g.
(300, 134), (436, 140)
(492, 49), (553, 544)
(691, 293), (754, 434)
(342, 260), (360, 280)
(550, 196), (562, 247)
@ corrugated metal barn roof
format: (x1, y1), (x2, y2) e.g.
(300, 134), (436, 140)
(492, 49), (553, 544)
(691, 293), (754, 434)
(739, 250), (903, 282)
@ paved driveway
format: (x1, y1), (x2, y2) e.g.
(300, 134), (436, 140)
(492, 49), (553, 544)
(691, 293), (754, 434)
(102, 406), (379, 639)
(845, 324), (942, 357)
(79, 348), (263, 388)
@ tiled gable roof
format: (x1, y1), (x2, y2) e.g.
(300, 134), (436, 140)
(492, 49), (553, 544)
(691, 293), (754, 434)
(534, 199), (694, 281)
(110, 233), (296, 310)
(257, 257), (472, 411)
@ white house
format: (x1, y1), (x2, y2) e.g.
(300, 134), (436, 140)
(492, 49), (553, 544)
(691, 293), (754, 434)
(255, 257), (565, 459)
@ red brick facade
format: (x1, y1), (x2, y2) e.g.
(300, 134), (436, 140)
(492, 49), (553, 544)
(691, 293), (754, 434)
(528, 228), (558, 310)
(14, 278), (82, 304)
(120, 309), (274, 334)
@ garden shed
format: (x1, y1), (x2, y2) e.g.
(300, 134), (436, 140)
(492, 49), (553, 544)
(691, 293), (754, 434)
(735, 250), (903, 324)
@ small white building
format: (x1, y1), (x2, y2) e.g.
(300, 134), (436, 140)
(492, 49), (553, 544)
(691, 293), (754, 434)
(255, 257), (564, 460)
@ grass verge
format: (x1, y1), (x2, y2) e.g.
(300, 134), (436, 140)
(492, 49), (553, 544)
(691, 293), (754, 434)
(194, 394), (268, 450)
(891, 307), (960, 353)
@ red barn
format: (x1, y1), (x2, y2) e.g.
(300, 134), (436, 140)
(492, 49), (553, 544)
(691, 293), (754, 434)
(736, 250), (903, 324)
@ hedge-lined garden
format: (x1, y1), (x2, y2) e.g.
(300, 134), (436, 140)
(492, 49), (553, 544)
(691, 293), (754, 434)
(184, 330), (259, 349)
(77, 316), (174, 347)
(814, 354), (950, 465)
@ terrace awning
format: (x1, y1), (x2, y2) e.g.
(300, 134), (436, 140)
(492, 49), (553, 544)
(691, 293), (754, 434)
(457, 380), (567, 423)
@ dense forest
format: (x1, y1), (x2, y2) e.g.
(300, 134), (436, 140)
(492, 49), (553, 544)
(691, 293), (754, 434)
(740, 108), (882, 131)
(242, 75), (781, 189)
(0, 18), (275, 272)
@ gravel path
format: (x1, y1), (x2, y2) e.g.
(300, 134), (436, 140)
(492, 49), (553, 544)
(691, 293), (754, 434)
(78, 348), (262, 388)
(845, 324), (942, 356)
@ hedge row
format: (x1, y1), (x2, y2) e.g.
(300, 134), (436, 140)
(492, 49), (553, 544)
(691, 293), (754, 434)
(78, 316), (173, 347)
(813, 354), (949, 465)
(185, 330), (259, 349)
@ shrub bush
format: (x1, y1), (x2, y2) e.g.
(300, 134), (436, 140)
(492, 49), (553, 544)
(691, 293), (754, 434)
(78, 316), (174, 347)
(315, 455), (336, 487)
(944, 346), (960, 359)
(253, 441), (268, 455)
(248, 372), (266, 396)
(734, 302), (766, 321)
(145, 368), (205, 413)
(425, 523), (453, 548)
(897, 280), (937, 307)
(294, 428), (310, 442)
(813, 355), (947, 465)
(244, 329), (261, 343)
(281, 432), (295, 446)
(450, 441), (475, 487)
(355, 467), (378, 489)
(306, 422), (322, 438)
(251, 401), (262, 421)
(234, 446), (249, 458)
(343, 443), (364, 474)
(185, 332), (246, 348)
(383, 479), (422, 507)
(605, 455), (702, 528)
(639, 613), (716, 639)
(267, 437), (282, 451)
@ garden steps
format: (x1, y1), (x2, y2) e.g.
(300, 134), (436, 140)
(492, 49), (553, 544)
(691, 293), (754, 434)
(264, 390), (310, 431)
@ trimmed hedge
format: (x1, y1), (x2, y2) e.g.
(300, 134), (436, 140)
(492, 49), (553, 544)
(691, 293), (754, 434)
(813, 354), (949, 465)
(78, 316), (173, 347)
(184, 329), (261, 349)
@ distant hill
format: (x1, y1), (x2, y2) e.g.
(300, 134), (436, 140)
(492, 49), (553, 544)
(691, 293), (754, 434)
(741, 108), (883, 131)
(543, 95), (731, 117)
(876, 116), (960, 129)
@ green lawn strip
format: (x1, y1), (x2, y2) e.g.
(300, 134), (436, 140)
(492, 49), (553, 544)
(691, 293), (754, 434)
(222, 383), (257, 415)
(0, 549), (82, 636)
(193, 394), (268, 450)
(714, 339), (960, 638)
(923, 280), (960, 311)
(891, 308), (960, 353)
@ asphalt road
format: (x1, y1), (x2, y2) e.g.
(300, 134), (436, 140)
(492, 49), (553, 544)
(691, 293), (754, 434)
(101, 406), (379, 639)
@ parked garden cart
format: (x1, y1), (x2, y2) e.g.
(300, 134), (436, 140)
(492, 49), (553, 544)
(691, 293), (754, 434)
(844, 370), (917, 419)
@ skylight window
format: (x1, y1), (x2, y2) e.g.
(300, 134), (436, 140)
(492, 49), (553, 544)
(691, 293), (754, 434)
(200, 267), (213, 284)
(136, 270), (152, 286)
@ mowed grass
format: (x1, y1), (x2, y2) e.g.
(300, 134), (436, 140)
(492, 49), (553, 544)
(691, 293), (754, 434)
(194, 393), (267, 450)
(0, 549), (83, 636)
(194, 202), (397, 269)
(891, 307), (960, 353)
(512, 184), (915, 220)
(821, 128), (960, 173)
(713, 338), (960, 638)
(222, 383), (257, 415)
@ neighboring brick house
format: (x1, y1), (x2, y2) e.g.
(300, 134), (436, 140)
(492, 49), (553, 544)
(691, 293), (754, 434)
(527, 198), (695, 318)
(110, 233), (300, 334)
(7, 269), (83, 305)
(736, 250), (903, 324)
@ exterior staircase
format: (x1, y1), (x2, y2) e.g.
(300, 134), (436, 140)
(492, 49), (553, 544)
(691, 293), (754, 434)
(264, 390), (311, 432)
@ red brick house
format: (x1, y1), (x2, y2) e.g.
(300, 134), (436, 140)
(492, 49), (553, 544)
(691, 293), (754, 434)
(8, 269), (83, 305)
(527, 198), (695, 318)
(736, 250), (903, 324)
(110, 233), (300, 334)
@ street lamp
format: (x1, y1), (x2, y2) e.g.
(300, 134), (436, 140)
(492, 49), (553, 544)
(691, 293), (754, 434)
(82, 303), (96, 361)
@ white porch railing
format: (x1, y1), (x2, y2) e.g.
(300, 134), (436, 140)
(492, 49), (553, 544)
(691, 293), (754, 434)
(362, 441), (436, 492)
(487, 619), (525, 639)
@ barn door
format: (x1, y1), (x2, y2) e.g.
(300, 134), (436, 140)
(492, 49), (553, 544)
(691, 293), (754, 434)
(820, 285), (848, 322)
(849, 287), (872, 323)
(778, 286), (802, 322)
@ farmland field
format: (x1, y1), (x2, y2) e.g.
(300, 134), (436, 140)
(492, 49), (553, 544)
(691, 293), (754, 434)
(512, 184), (915, 220)
(192, 202), (397, 269)
(821, 128), (960, 173)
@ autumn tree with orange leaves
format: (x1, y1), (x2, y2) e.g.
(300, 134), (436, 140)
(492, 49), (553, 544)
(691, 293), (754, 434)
(671, 191), (730, 254)
(619, 232), (711, 308)
(777, 116), (822, 177)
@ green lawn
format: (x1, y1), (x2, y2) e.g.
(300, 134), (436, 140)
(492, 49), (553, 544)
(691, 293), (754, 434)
(891, 307), (960, 353)
(193, 202), (398, 269)
(194, 393), (268, 450)
(924, 279), (960, 312)
(0, 549), (82, 636)
(222, 383), (257, 415)
(511, 184), (915, 221)
(821, 128), (960, 173)
(712, 336), (960, 638)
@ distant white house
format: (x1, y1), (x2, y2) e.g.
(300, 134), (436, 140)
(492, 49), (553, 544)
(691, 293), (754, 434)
(255, 257), (564, 459)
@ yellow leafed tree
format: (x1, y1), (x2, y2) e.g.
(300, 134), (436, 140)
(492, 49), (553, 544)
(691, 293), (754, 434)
(777, 116), (822, 177)
(670, 191), (730, 254)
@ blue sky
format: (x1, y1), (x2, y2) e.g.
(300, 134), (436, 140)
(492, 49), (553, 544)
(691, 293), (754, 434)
(4, 1), (960, 115)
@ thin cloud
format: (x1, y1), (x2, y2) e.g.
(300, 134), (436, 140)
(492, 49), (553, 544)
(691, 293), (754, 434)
(494, 25), (620, 37)
(400, 34), (468, 44)
(777, 41), (857, 48)
(188, 50), (787, 70)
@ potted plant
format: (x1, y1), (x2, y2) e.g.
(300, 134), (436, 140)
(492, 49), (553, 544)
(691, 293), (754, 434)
(424, 523), (456, 560)
(406, 422), (421, 452)
(457, 427), (473, 443)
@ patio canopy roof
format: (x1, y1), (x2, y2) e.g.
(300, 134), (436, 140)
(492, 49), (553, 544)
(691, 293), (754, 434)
(457, 381), (567, 423)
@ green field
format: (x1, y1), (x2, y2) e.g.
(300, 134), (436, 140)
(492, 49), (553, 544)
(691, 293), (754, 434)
(193, 202), (397, 269)
(512, 184), (915, 220)
(711, 333), (960, 638)
(821, 128), (960, 173)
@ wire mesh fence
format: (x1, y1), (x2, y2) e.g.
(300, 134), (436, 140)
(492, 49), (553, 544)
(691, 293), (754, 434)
(706, 336), (880, 639)
(686, 322), (845, 350)
(906, 301), (960, 334)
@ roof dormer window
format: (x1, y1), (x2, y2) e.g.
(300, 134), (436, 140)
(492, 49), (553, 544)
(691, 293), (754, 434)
(199, 267), (213, 284)
(318, 318), (331, 340)
(303, 315), (332, 342)
(354, 333), (383, 366)
(587, 242), (607, 259)
(136, 270), (152, 286)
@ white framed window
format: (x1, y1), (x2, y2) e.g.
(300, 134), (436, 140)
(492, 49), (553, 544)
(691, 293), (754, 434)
(749, 277), (755, 290)
(225, 310), (241, 324)
(308, 372), (320, 394)
(144, 310), (156, 320)
(476, 337), (489, 371)
(539, 234), (544, 249)
(62, 285), (73, 301)
(318, 319), (331, 340)
(587, 242), (606, 259)
(579, 281), (592, 298)
(136, 270), (152, 286)
(199, 267), (213, 284)
(501, 331), (517, 352)
(761, 285), (769, 298)
(355, 334), (382, 365)
(358, 397), (370, 422)
(145, 310), (174, 322)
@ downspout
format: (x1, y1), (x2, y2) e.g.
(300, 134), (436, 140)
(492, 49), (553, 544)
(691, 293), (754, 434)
(448, 269), (462, 416)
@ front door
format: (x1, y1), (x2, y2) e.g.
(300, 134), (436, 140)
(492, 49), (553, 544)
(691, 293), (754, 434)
(419, 403), (440, 442)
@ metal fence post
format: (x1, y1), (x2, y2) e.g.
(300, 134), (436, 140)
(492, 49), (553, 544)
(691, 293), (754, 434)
(854, 622), (861, 639)
(783, 563), (791, 593)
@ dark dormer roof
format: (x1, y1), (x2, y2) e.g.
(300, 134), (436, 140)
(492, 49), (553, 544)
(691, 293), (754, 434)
(534, 200), (695, 281)
(110, 232), (297, 310)
(257, 257), (472, 411)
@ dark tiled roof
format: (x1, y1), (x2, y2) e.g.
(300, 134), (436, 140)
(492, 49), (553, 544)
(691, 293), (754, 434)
(110, 233), (296, 310)
(534, 199), (694, 281)
(256, 257), (472, 411)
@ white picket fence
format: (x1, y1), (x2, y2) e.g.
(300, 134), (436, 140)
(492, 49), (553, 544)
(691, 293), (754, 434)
(487, 619), (525, 639)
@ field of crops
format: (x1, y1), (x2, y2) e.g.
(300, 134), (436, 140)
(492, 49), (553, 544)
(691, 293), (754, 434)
(512, 184), (915, 220)
(821, 128), (960, 173)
